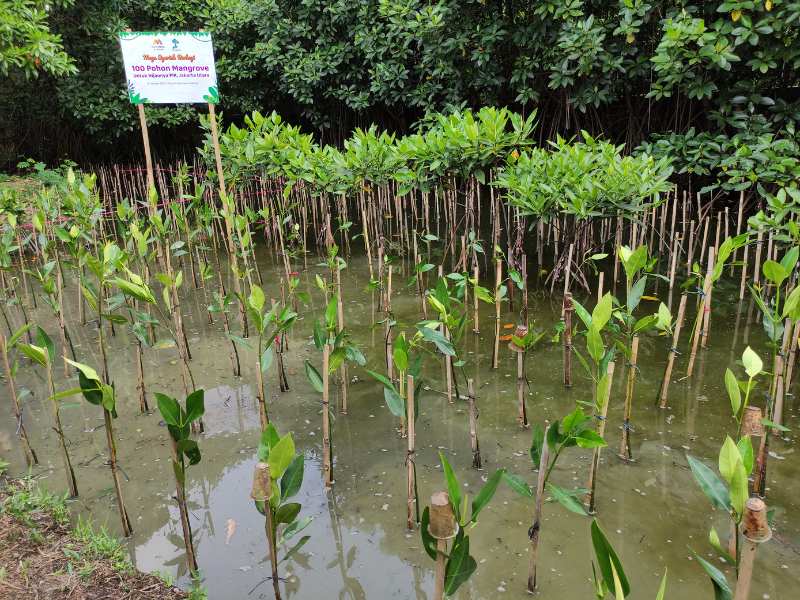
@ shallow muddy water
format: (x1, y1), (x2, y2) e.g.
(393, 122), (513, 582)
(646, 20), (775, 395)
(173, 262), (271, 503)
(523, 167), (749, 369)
(2, 253), (799, 599)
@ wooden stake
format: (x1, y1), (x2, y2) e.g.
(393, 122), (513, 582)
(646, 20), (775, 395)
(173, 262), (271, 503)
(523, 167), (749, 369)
(586, 361), (616, 514)
(563, 292), (573, 387)
(527, 424), (552, 593)
(322, 345), (332, 488)
(406, 375), (417, 529)
(619, 336), (639, 462)
(659, 294), (688, 409)
(492, 257), (502, 369)
(467, 378), (482, 468)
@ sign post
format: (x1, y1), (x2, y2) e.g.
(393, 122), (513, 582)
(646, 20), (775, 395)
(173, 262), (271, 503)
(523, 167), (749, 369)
(119, 31), (247, 335)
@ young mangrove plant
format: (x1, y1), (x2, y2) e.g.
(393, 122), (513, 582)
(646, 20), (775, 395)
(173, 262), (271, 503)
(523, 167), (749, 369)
(155, 389), (206, 574)
(420, 453), (504, 600)
(0, 324), (38, 465)
(304, 295), (365, 488)
(250, 423), (311, 600)
(590, 519), (667, 599)
(59, 359), (133, 536)
(239, 284), (298, 430)
(19, 326), (78, 497)
(505, 407), (607, 592)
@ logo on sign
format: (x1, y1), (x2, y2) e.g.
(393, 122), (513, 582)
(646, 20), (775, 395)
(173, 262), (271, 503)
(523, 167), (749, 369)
(152, 38), (165, 50)
(171, 38), (180, 50)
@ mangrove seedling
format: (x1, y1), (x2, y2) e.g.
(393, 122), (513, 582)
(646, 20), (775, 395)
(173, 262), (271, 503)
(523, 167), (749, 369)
(251, 423), (311, 600)
(505, 407), (607, 592)
(420, 452), (504, 599)
(687, 434), (756, 588)
(590, 519), (667, 599)
(0, 324), (38, 465)
(305, 295), (365, 487)
(155, 389), (206, 574)
(18, 326), (78, 497)
(59, 359), (133, 536)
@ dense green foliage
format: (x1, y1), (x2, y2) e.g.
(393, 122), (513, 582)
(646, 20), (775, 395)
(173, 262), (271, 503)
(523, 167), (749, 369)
(2, 1), (800, 186)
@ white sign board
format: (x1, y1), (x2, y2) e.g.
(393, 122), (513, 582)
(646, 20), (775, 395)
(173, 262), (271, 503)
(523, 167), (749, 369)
(118, 31), (219, 104)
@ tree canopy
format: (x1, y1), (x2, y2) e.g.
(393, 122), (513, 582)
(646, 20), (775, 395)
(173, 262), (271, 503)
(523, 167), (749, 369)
(1, 0), (799, 187)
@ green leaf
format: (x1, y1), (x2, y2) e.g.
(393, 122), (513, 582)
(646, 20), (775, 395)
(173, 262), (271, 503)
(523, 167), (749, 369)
(729, 460), (748, 518)
(587, 325), (604, 363)
(591, 520), (630, 598)
(741, 346), (762, 378)
(280, 454), (304, 500)
(304, 360), (324, 393)
(718, 436), (740, 483)
(762, 260), (788, 286)
(64, 358), (101, 384)
(724, 369), (741, 418)
(575, 429), (607, 449)
(547, 483), (587, 516)
(692, 550), (732, 600)
(470, 469), (504, 524)
(418, 325), (455, 356)
(185, 389), (205, 424)
(503, 472), (533, 498)
(686, 455), (731, 512)
(155, 392), (181, 428)
(627, 276), (647, 312)
(268, 434), (296, 480)
(275, 502), (301, 525)
(592, 293), (613, 331)
(18, 343), (47, 367)
(444, 534), (477, 596)
(260, 346), (274, 373)
(420, 507), (437, 561)
(279, 535), (310, 564)
(736, 436), (754, 475)
(655, 568), (668, 600)
(439, 452), (462, 522)
(35, 327), (54, 364)
(249, 285), (265, 312)
(177, 439), (201, 465)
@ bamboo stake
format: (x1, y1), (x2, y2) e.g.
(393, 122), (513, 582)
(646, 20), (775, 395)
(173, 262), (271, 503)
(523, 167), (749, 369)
(492, 257), (502, 369)
(659, 294), (688, 409)
(563, 292), (573, 387)
(527, 424), (551, 593)
(406, 375), (417, 529)
(619, 336), (639, 462)
(586, 361), (616, 514)
(734, 498), (771, 600)
(0, 334), (38, 465)
(103, 408), (133, 536)
(467, 378), (482, 468)
(322, 345), (332, 488)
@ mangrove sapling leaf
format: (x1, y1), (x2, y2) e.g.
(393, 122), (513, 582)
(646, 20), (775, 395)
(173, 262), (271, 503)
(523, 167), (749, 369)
(470, 468), (505, 525)
(529, 423), (545, 466)
(417, 324), (456, 356)
(304, 361), (324, 393)
(275, 503), (301, 524)
(546, 483), (588, 516)
(260, 346), (274, 373)
(502, 472), (533, 498)
(724, 369), (741, 417)
(439, 452), (463, 522)
(590, 519), (630, 597)
(741, 346), (763, 378)
(280, 536), (311, 564)
(686, 455), (732, 512)
(420, 508), (438, 560)
(708, 528), (736, 564)
(268, 435), (296, 480)
(444, 533), (477, 596)
(736, 437), (754, 474)
(691, 550), (733, 600)
(762, 260), (788, 287)
(280, 455), (304, 500)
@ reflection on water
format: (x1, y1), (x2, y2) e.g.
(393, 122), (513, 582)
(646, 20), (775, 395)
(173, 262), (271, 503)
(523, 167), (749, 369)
(2, 254), (798, 599)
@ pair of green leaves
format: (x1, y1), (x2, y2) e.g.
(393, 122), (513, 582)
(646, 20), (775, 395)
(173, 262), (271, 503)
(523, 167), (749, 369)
(687, 434), (752, 521)
(155, 390), (205, 479)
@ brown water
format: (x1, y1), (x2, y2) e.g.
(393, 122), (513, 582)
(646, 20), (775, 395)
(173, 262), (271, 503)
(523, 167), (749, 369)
(2, 254), (799, 599)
